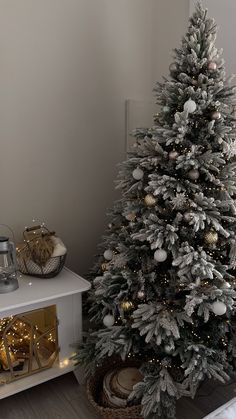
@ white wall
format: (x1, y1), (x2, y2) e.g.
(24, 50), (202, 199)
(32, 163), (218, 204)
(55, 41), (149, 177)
(0, 0), (189, 275)
(190, 0), (236, 75)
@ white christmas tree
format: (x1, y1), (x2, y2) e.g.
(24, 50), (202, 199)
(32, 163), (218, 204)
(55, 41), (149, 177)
(78, 3), (236, 418)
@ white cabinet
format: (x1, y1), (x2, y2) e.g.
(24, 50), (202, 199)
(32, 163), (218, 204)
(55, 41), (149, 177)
(0, 267), (90, 399)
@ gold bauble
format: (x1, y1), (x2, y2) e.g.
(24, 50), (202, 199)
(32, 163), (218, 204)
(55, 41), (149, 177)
(120, 300), (134, 312)
(101, 262), (108, 271)
(144, 194), (157, 207)
(204, 230), (218, 245)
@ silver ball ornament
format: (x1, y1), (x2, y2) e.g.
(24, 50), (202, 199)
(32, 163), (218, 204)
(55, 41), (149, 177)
(103, 314), (115, 327)
(211, 301), (227, 316)
(125, 212), (136, 222)
(188, 169), (200, 180)
(154, 249), (167, 262)
(211, 111), (221, 120)
(208, 61), (217, 71)
(168, 150), (179, 160)
(184, 99), (197, 113)
(137, 290), (145, 300)
(183, 211), (194, 222)
(104, 249), (113, 261)
(132, 168), (144, 180)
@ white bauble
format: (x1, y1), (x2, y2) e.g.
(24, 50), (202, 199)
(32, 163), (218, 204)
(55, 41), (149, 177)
(104, 249), (113, 261)
(212, 301), (227, 316)
(132, 168), (144, 181)
(154, 249), (167, 262)
(164, 344), (173, 354)
(103, 314), (115, 327)
(163, 105), (170, 113)
(184, 99), (197, 113)
(188, 169), (200, 180)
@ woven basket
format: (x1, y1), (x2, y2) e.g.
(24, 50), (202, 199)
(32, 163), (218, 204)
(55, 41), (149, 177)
(17, 225), (66, 279)
(17, 253), (66, 278)
(86, 358), (142, 419)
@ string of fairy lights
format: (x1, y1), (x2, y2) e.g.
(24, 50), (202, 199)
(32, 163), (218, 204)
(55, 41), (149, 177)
(0, 314), (57, 374)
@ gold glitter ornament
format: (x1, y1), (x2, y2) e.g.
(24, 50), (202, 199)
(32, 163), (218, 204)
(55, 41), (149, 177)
(144, 194), (157, 207)
(204, 230), (218, 245)
(119, 300), (134, 312)
(101, 262), (108, 271)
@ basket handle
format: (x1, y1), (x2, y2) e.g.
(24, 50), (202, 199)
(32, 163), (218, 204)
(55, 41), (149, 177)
(25, 225), (42, 232)
(23, 225), (54, 241)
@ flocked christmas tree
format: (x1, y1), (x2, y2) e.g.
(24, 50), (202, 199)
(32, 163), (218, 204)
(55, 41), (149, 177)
(78, 3), (236, 418)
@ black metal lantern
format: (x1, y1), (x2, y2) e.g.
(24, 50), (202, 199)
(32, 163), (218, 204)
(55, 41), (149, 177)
(0, 236), (18, 293)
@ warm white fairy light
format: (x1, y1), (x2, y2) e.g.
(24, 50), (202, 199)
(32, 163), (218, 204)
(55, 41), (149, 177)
(59, 359), (70, 368)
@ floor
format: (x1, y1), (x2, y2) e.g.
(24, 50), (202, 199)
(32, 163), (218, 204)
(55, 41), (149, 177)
(0, 372), (236, 419)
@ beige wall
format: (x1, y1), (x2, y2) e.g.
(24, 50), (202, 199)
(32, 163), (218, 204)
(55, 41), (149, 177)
(0, 0), (189, 275)
(152, 0), (189, 87)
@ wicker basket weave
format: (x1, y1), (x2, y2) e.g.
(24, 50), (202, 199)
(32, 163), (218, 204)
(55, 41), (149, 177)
(17, 253), (66, 279)
(17, 225), (66, 278)
(86, 358), (142, 419)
